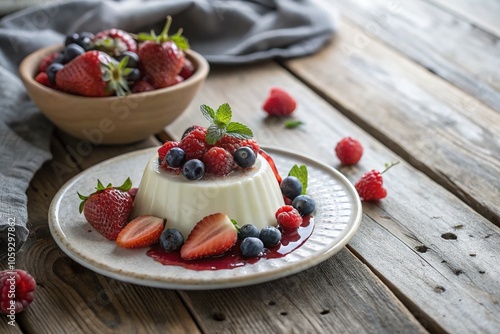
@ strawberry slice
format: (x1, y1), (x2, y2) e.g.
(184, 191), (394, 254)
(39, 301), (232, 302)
(116, 215), (165, 248)
(180, 213), (238, 260)
(262, 87), (297, 116)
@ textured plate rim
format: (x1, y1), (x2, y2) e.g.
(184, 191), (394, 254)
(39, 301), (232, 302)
(49, 146), (362, 290)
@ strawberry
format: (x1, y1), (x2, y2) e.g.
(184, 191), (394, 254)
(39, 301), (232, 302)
(93, 28), (137, 56)
(34, 72), (53, 88)
(116, 215), (165, 248)
(137, 16), (189, 88)
(355, 162), (399, 201)
(38, 52), (60, 73)
(262, 87), (297, 116)
(203, 147), (234, 176)
(335, 137), (363, 165)
(180, 213), (238, 260)
(55, 51), (132, 97)
(78, 178), (134, 240)
(179, 57), (195, 79)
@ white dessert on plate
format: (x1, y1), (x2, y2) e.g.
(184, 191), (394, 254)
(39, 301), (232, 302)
(132, 154), (285, 239)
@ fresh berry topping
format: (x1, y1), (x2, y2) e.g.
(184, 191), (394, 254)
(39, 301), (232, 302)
(200, 103), (253, 145)
(234, 146), (257, 168)
(165, 147), (186, 168)
(137, 16), (188, 88)
(262, 87), (297, 116)
(355, 162), (399, 201)
(181, 125), (205, 139)
(46, 63), (63, 85)
(77, 178), (134, 240)
(178, 128), (209, 160)
(335, 137), (363, 165)
(157, 141), (179, 163)
(275, 205), (296, 219)
(240, 237), (264, 258)
(38, 52), (59, 73)
(55, 51), (131, 97)
(292, 195), (316, 216)
(34, 72), (52, 87)
(93, 29), (137, 56)
(240, 139), (260, 156)
(116, 215), (165, 248)
(280, 176), (303, 200)
(62, 43), (85, 63)
(179, 57), (195, 79)
(259, 149), (282, 184)
(259, 226), (282, 247)
(180, 213), (238, 260)
(216, 135), (242, 155)
(203, 147), (234, 176)
(160, 228), (184, 252)
(182, 159), (205, 180)
(0, 269), (36, 314)
(131, 79), (155, 94)
(238, 224), (260, 240)
(276, 206), (302, 229)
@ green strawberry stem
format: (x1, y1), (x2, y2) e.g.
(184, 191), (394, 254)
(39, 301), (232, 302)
(77, 177), (132, 214)
(230, 219), (240, 232)
(381, 161), (400, 174)
(137, 16), (189, 50)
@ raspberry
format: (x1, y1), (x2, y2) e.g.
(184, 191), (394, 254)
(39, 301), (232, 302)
(203, 147), (234, 176)
(240, 139), (260, 156)
(179, 128), (209, 160)
(262, 87), (297, 116)
(335, 137), (363, 165)
(182, 125), (205, 139)
(276, 206), (302, 229)
(355, 170), (386, 201)
(0, 269), (36, 314)
(34, 72), (52, 88)
(131, 80), (154, 94)
(157, 141), (179, 163)
(275, 205), (295, 219)
(217, 135), (241, 155)
(38, 52), (59, 73)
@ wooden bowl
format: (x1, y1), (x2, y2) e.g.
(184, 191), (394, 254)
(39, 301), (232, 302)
(19, 45), (209, 144)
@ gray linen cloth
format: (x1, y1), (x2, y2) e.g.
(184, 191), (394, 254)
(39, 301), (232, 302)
(0, 0), (335, 259)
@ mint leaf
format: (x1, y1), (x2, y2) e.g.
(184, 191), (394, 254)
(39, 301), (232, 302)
(284, 120), (304, 129)
(215, 103), (232, 126)
(226, 122), (253, 139)
(200, 104), (215, 122)
(288, 164), (308, 194)
(206, 124), (226, 145)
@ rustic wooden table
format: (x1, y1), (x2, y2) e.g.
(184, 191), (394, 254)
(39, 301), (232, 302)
(2, 0), (499, 333)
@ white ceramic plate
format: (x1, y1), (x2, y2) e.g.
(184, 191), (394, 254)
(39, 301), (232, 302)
(49, 147), (362, 290)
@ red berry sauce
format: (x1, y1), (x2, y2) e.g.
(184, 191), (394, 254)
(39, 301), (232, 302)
(147, 216), (314, 270)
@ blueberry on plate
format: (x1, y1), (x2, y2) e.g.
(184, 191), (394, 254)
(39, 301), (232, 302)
(238, 224), (260, 240)
(166, 147), (186, 168)
(259, 226), (281, 247)
(280, 176), (302, 200)
(160, 228), (184, 252)
(182, 159), (205, 180)
(240, 237), (264, 257)
(234, 146), (256, 168)
(292, 194), (316, 216)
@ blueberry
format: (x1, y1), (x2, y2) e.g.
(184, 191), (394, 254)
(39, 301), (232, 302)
(126, 68), (141, 82)
(64, 33), (80, 46)
(238, 224), (260, 240)
(292, 195), (316, 216)
(182, 159), (205, 180)
(166, 147), (186, 168)
(46, 63), (64, 84)
(240, 237), (264, 257)
(117, 51), (140, 68)
(62, 43), (85, 63)
(259, 226), (281, 247)
(280, 176), (302, 200)
(160, 228), (184, 252)
(72, 32), (94, 51)
(51, 53), (64, 65)
(234, 147), (256, 168)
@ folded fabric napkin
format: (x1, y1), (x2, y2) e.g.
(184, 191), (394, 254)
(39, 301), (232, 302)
(0, 0), (336, 260)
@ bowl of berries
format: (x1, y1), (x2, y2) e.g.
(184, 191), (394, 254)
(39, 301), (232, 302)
(19, 17), (209, 144)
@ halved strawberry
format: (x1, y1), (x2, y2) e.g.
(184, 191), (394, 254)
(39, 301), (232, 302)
(116, 215), (165, 248)
(180, 213), (238, 260)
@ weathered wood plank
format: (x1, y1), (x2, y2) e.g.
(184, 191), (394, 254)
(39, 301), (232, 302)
(167, 62), (500, 333)
(180, 249), (427, 334)
(327, 0), (500, 113)
(282, 18), (500, 226)
(423, 0), (500, 37)
(17, 136), (200, 334)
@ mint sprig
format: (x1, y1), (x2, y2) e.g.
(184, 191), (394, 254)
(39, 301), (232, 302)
(201, 103), (253, 145)
(288, 164), (308, 195)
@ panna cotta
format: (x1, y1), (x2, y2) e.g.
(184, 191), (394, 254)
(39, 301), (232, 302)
(132, 154), (285, 239)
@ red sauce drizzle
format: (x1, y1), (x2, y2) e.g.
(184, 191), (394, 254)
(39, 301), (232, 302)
(147, 216), (314, 270)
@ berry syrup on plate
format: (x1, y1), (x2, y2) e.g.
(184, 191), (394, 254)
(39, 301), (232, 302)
(147, 216), (314, 270)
